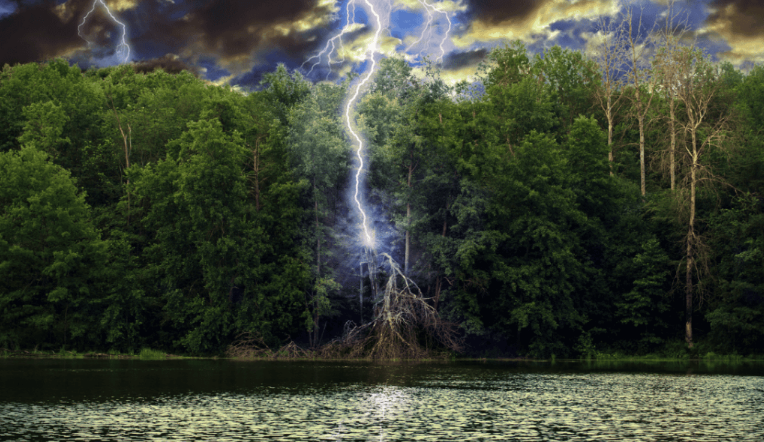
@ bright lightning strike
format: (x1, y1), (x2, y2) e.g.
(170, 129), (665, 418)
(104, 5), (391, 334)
(406, 0), (434, 56)
(423, 0), (452, 64)
(306, 0), (454, 250)
(404, 0), (452, 63)
(347, 0), (383, 249)
(78, 0), (131, 64)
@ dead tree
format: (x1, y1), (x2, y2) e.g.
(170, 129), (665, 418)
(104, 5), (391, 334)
(652, 0), (690, 191)
(624, 4), (657, 196)
(590, 13), (629, 173)
(673, 47), (731, 348)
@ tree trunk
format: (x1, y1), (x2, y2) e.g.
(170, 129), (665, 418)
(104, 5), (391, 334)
(434, 277), (442, 311)
(109, 96), (131, 225)
(638, 105), (646, 196)
(405, 161), (413, 275)
(686, 130), (698, 348)
(433, 200), (449, 310)
(254, 138), (261, 211)
(405, 204), (410, 275)
(607, 97), (614, 175)
(314, 181), (320, 348)
(669, 100), (676, 191)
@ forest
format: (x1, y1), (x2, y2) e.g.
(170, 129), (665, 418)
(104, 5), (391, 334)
(1, 29), (763, 358)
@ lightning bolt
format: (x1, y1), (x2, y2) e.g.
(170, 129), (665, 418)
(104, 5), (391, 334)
(301, 0), (358, 80)
(406, 0), (434, 56)
(305, 0), (453, 250)
(422, 0), (452, 64)
(347, 0), (383, 248)
(404, 0), (453, 64)
(78, 0), (131, 64)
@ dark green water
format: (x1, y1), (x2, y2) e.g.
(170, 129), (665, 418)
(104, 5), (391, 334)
(1, 359), (763, 441)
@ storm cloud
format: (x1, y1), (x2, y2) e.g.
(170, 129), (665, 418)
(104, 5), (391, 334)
(442, 47), (486, 70)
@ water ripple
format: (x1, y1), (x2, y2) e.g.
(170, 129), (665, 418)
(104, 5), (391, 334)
(1, 367), (763, 440)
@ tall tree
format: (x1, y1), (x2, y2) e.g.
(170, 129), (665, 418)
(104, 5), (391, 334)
(590, 13), (629, 171)
(625, 6), (656, 196)
(0, 146), (108, 350)
(673, 48), (732, 348)
(652, 0), (689, 191)
(534, 45), (600, 137)
(288, 83), (348, 347)
(361, 57), (426, 275)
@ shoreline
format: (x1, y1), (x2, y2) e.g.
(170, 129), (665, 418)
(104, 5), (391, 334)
(2, 349), (762, 363)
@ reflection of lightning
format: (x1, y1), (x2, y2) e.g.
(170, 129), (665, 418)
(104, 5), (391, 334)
(302, 0), (358, 80)
(78, 0), (131, 63)
(347, 0), (383, 248)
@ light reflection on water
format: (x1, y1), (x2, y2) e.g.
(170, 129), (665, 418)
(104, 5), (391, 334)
(1, 361), (763, 441)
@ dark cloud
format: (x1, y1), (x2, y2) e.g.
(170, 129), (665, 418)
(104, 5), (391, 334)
(132, 54), (199, 76)
(706, 0), (764, 37)
(466, 0), (542, 25)
(0, 0), (337, 74)
(0, 0), (81, 65)
(442, 48), (487, 70)
(168, 0), (336, 61)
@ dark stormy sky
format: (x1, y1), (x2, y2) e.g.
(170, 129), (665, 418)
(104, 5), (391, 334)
(0, 0), (761, 87)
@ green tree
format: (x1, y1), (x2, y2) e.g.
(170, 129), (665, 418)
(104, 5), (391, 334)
(0, 147), (108, 350)
(707, 194), (764, 353)
(615, 238), (672, 344)
(131, 117), (306, 353)
(533, 45), (599, 135)
(288, 82), (349, 347)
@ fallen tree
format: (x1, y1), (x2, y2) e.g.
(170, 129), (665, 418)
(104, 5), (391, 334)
(227, 254), (462, 360)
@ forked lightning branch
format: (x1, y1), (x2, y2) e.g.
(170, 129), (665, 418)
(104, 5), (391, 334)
(78, 0), (131, 64)
(303, 0), (453, 252)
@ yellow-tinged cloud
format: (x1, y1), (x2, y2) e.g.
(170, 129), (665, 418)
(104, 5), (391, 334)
(214, 53), (257, 76)
(700, 1), (764, 65)
(274, 0), (340, 34)
(54, 0), (140, 23)
(702, 29), (764, 65)
(395, 0), (467, 13)
(54, 2), (75, 21)
(336, 31), (402, 62)
(105, 0), (141, 12)
(453, 0), (619, 47)
(409, 63), (478, 87)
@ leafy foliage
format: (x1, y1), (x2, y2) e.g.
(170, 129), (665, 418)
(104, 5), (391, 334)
(0, 49), (761, 357)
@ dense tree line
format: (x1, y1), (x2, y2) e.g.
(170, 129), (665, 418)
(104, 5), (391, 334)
(1, 38), (762, 357)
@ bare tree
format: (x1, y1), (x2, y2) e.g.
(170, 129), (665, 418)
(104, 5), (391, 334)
(673, 47), (731, 348)
(590, 12), (629, 173)
(624, 4), (657, 196)
(652, 0), (690, 191)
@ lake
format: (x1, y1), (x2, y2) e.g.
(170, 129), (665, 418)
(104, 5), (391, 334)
(1, 359), (763, 441)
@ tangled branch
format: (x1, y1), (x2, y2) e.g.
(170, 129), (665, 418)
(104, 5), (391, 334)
(320, 253), (462, 360)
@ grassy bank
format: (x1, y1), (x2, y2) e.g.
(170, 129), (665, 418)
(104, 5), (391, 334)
(0, 347), (181, 360)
